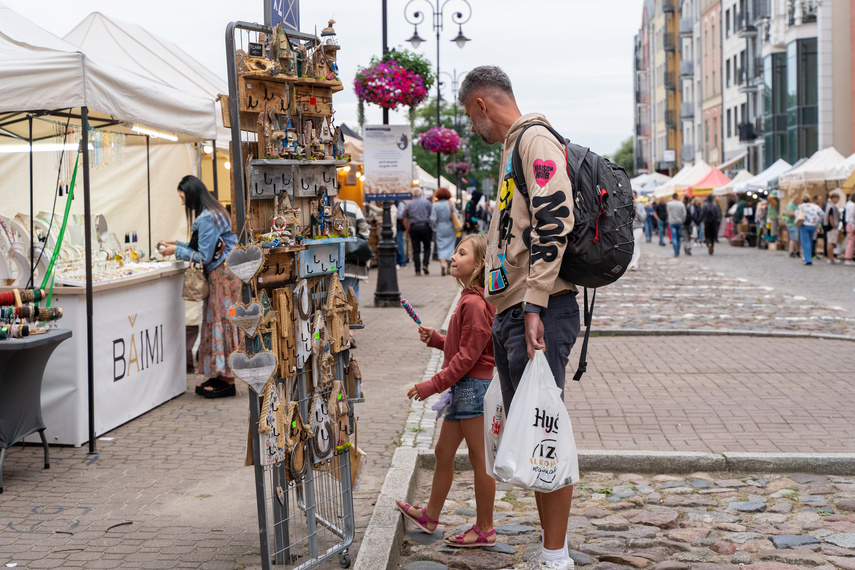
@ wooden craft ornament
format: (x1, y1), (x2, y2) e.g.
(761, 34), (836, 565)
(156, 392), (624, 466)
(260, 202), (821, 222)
(228, 350), (278, 393)
(226, 244), (266, 283)
(228, 302), (264, 337)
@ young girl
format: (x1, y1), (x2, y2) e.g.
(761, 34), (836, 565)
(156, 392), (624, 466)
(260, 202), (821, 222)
(395, 234), (497, 548)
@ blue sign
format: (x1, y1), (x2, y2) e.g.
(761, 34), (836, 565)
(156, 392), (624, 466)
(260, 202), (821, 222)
(270, 0), (300, 32)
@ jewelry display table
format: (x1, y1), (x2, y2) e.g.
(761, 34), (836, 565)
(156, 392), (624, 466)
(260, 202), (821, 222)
(0, 328), (72, 493)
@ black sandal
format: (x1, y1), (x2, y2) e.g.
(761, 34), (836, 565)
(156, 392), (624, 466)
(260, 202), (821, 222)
(203, 379), (236, 399)
(195, 378), (218, 395)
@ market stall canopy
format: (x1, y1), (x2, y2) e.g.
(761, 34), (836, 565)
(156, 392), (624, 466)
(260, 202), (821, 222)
(638, 178), (662, 196)
(655, 160), (712, 197)
(631, 172), (670, 191)
(414, 164), (457, 194)
(712, 169), (753, 196)
(62, 12), (228, 147)
(768, 157), (807, 191)
(777, 147), (846, 189)
(731, 159), (792, 195)
(0, 2), (216, 142)
(689, 168), (731, 196)
(825, 152), (855, 181)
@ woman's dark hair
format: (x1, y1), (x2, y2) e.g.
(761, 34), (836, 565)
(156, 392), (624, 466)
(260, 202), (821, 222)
(178, 175), (229, 228)
(434, 187), (452, 201)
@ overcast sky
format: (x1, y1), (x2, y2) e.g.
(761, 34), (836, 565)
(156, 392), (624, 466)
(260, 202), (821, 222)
(4, 0), (641, 156)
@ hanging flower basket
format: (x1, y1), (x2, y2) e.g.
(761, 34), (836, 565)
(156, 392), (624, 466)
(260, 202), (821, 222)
(353, 60), (428, 110)
(445, 162), (470, 176)
(419, 127), (461, 155)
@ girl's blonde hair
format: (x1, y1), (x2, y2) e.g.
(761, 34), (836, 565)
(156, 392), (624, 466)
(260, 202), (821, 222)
(455, 234), (487, 291)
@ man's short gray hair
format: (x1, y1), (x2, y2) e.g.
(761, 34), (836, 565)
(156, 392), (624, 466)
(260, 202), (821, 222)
(458, 66), (515, 106)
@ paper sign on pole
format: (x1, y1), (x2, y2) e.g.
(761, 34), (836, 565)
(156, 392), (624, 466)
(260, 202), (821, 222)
(363, 124), (414, 202)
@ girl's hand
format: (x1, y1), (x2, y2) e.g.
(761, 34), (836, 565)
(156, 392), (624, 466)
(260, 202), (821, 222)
(418, 325), (434, 344)
(407, 386), (420, 400)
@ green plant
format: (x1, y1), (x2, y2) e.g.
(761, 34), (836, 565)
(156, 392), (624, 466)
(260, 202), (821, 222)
(196, 494), (213, 498)
(595, 488), (613, 495)
(817, 509), (832, 517)
(379, 48), (435, 91)
(407, 426), (425, 433)
(501, 491), (517, 502)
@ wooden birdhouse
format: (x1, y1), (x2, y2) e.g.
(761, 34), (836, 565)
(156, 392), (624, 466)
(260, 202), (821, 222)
(329, 201), (348, 237)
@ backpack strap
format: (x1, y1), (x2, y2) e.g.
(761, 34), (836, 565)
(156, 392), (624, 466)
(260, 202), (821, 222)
(508, 121), (595, 382)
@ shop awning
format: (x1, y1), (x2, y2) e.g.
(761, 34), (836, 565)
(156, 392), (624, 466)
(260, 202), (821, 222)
(689, 168), (731, 196)
(730, 159), (792, 194)
(718, 151), (748, 172)
(777, 147), (846, 189)
(712, 169), (754, 196)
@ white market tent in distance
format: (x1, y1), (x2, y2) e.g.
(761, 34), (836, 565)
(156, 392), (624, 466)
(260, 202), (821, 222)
(826, 152), (855, 181)
(777, 147), (846, 189)
(62, 12), (229, 148)
(0, 2), (217, 142)
(731, 159), (792, 195)
(630, 172), (670, 192)
(414, 164), (457, 195)
(712, 169), (754, 196)
(655, 160), (712, 198)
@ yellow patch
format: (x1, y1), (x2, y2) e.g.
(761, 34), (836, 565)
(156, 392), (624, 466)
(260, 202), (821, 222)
(498, 178), (515, 212)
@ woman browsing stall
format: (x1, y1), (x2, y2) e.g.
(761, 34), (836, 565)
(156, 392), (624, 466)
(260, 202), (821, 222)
(159, 175), (240, 398)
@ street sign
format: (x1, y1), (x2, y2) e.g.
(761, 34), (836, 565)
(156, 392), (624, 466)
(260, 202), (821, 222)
(268, 0), (300, 32)
(664, 149), (676, 163)
(363, 125), (414, 202)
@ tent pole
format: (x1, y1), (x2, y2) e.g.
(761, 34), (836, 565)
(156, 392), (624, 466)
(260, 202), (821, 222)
(81, 107), (97, 455)
(146, 135), (152, 259)
(211, 140), (219, 201)
(196, 144), (202, 179)
(28, 115), (34, 283)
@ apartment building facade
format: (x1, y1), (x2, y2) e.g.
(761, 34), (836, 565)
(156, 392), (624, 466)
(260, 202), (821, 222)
(701, 0), (723, 165)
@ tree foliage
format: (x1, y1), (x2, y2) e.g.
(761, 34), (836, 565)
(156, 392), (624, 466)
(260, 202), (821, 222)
(609, 137), (635, 178)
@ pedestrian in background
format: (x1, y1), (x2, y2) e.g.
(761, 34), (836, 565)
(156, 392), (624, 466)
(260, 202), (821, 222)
(844, 192), (855, 266)
(461, 65), (580, 570)
(654, 197), (669, 246)
(403, 187), (434, 275)
(823, 192), (842, 264)
(629, 190), (646, 271)
(397, 235), (496, 548)
(643, 199), (655, 242)
(667, 193), (687, 257)
(430, 187), (459, 276)
(786, 195), (802, 258)
(700, 194), (722, 255)
(798, 194), (824, 265)
(396, 199), (409, 268)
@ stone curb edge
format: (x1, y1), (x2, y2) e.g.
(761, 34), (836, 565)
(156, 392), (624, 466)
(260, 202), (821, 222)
(589, 328), (855, 342)
(356, 448), (855, 569)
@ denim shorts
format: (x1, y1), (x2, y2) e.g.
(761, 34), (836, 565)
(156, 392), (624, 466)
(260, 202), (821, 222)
(444, 377), (492, 422)
(492, 293), (581, 413)
(787, 225), (799, 242)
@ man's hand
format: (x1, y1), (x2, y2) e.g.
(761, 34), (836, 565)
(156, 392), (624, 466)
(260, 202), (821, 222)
(524, 311), (545, 359)
(418, 325), (434, 345)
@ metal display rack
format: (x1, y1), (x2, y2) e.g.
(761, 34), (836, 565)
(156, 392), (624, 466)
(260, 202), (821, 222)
(225, 21), (360, 569)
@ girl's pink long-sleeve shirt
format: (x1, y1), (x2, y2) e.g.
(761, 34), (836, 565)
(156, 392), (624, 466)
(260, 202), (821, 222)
(415, 287), (496, 400)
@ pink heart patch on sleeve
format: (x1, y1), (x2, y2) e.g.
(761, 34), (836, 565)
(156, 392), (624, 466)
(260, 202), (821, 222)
(533, 159), (557, 188)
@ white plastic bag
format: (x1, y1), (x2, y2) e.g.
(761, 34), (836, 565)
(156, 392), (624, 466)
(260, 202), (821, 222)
(483, 372), (504, 478)
(493, 351), (579, 492)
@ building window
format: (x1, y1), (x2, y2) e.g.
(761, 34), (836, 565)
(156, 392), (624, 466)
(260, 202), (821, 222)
(725, 9), (731, 37)
(726, 60), (731, 87)
(786, 38), (818, 164)
(727, 109), (732, 138)
(713, 117), (718, 149)
(712, 71), (717, 95)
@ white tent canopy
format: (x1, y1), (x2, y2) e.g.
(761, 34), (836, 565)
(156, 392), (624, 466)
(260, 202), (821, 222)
(712, 169), (754, 196)
(655, 160), (712, 197)
(826, 153), (855, 181)
(777, 147), (846, 189)
(0, 2), (216, 142)
(731, 159), (792, 194)
(63, 12), (228, 147)
(631, 172), (670, 191)
(415, 164), (457, 195)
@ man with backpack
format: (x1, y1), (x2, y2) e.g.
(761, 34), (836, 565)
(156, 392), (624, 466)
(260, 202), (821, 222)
(701, 194), (723, 255)
(459, 65), (579, 570)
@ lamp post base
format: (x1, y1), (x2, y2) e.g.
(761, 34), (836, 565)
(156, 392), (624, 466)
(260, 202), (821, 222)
(373, 201), (401, 307)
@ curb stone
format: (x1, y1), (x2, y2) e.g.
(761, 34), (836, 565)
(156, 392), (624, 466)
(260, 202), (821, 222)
(591, 327), (855, 342)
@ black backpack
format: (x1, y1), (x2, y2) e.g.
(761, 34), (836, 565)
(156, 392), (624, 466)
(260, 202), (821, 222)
(511, 122), (635, 381)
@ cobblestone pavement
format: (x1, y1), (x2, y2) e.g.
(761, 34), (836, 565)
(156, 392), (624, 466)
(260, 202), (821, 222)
(594, 241), (855, 335)
(0, 260), (459, 569)
(399, 469), (855, 570)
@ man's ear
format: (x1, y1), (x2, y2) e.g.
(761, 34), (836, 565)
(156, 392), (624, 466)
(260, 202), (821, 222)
(475, 97), (487, 114)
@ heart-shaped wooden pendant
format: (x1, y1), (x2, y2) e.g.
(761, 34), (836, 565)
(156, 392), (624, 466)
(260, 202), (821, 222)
(229, 302), (263, 337)
(226, 244), (265, 283)
(228, 350), (278, 393)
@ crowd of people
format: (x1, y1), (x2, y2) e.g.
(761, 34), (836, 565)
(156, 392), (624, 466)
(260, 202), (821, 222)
(635, 188), (855, 267)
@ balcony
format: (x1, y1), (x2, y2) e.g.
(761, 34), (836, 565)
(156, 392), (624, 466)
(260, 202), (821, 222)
(738, 122), (758, 142)
(681, 102), (695, 118)
(664, 32), (676, 52)
(734, 67), (745, 86)
(789, 0), (818, 26)
(682, 145), (695, 160)
(664, 71), (676, 91)
(662, 0), (675, 13)
(680, 17), (693, 36)
(736, 11), (758, 37)
(753, 0), (771, 20)
(665, 110), (677, 129)
(680, 60), (694, 77)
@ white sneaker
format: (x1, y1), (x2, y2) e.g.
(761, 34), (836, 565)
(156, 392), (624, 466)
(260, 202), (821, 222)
(844, 260), (855, 266)
(527, 558), (575, 570)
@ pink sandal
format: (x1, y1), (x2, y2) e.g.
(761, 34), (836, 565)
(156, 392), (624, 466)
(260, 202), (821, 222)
(445, 524), (496, 548)
(395, 500), (439, 534)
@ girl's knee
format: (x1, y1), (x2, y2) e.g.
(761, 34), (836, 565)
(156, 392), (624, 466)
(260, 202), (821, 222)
(434, 441), (457, 464)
